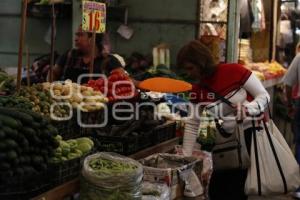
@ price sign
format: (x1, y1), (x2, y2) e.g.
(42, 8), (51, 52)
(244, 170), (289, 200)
(82, 1), (106, 33)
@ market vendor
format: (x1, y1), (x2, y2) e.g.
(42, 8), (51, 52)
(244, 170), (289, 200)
(51, 25), (124, 83)
(125, 52), (152, 81)
(177, 40), (270, 200)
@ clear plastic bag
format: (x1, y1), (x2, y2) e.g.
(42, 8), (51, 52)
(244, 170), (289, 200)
(142, 182), (170, 200)
(80, 152), (143, 200)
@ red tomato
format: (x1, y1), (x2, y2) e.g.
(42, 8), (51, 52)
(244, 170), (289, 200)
(99, 86), (105, 92)
(108, 74), (118, 82)
(88, 80), (96, 85)
(111, 68), (123, 75)
(108, 96), (114, 102)
(115, 88), (122, 95)
(95, 79), (104, 86)
(108, 81), (113, 88)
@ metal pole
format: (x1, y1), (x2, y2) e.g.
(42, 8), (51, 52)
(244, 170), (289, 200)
(226, 0), (240, 63)
(89, 29), (96, 80)
(17, 0), (28, 92)
(49, 3), (56, 83)
(26, 46), (30, 86)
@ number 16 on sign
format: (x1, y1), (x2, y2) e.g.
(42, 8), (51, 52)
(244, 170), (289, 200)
(82, 1), (106, 33)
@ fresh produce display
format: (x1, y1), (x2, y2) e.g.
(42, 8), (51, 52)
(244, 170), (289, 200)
(245, 61), (286, 81)
(0, 107), (59, 178)
(0, 95), (33, 110)
(88, 157), (138, 174)
(87, 69), (138, 102)
(81, 152), (143, 200)
(197, 111), (216, 152)
(50, 136), (94, 163)
(43, 80), (108, 112)
(96, 108), (167, 137)
(0, 70), (16, 95)
(19, 84), (69, 118)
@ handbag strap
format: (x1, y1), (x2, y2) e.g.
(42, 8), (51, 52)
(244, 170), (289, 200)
(200, 82), (235, 108)
(262, 120), (288, 194)
(252, 120), (262, 196)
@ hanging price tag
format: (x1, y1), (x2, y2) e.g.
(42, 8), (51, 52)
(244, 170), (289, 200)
(82, 1), (106, 33)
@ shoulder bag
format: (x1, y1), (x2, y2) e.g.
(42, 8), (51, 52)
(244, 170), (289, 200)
(201, 83), (250, 171)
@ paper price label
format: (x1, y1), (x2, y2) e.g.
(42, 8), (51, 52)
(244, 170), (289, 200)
(82, 1), (106, 33)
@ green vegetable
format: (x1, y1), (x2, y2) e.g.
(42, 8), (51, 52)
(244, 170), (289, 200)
(77, 143), (92, 154)
(0, 114), (19, 129)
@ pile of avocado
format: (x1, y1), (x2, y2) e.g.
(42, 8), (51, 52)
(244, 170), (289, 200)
(0, 107), (59, 178)
(51, 136), (94, 163)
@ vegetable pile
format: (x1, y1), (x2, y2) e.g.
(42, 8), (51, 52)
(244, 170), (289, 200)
(44, 80), (108, 112)
(0, 70), (15, 95)
(0, 96), (33, 110)
(0, 107), (59, 177)
(19, 84), (69, 117)
(51, 136), (94, 163)
(89, 157), (138, 174)
(80, 153), (143, 200)
(96, 107), (166, 137)
(87, 69), (138, 102)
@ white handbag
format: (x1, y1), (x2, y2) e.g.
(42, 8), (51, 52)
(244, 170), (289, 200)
(245, 119), (300, 196)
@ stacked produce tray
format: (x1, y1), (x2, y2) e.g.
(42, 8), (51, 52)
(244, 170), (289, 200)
(0, 170), (51, 200)
(52, 117), (79, 140)
(153, 121), (177, 144)
(50, 157), (81, 187)
(93, 120), (177, 156)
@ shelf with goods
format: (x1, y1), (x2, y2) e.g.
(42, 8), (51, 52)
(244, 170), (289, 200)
(0, 69), (186, 199)
(243, 61), (286, 88)
(198, 0), (229, 63)
(32, 137), (181, 200)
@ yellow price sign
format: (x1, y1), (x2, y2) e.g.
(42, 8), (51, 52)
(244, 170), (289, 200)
(82, 1), (106, 33)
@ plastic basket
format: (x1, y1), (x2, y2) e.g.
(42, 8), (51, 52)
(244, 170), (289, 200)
(0, 170), (51, 200)
(49, 150), (96, 188)
(50, 157), (81, 188)
(153, 121), (177, 144)
(51, 116), (79, 140)
(94, 135), (140, 156)
(78, 109), (107, 136)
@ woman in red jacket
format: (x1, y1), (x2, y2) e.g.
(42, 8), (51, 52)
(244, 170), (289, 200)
(177, 40), (270, 200)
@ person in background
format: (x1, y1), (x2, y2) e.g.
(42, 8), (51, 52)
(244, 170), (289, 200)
(177, 40), (270, 200)
(125, 52), (152, 81)
(51, 25), (123, 83)
(283, 42), (300, 199)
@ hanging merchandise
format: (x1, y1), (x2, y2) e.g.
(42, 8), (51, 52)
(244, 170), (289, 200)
(251, 0), (266, 32)
(200, 35), (224, 63)
(240, 0), (254, 38)
(117, 8), (134, 40)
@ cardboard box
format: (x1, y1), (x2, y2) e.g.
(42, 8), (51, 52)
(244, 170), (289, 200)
(139, 153), (203, 199)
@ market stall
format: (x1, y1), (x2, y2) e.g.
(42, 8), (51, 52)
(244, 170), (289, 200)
(1, 0), (295, 199)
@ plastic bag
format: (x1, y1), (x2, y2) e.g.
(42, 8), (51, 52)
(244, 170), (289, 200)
(80, 152), (143, 200)
(142, 182), (170, 200)
(174, 145), (213, 199)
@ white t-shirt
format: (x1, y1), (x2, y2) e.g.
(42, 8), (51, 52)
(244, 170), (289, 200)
(283, 54), (300, 97)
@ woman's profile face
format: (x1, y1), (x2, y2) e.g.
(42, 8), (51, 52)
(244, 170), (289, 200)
(183, 62), (201, 80)
(74, 27), (91, 52)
